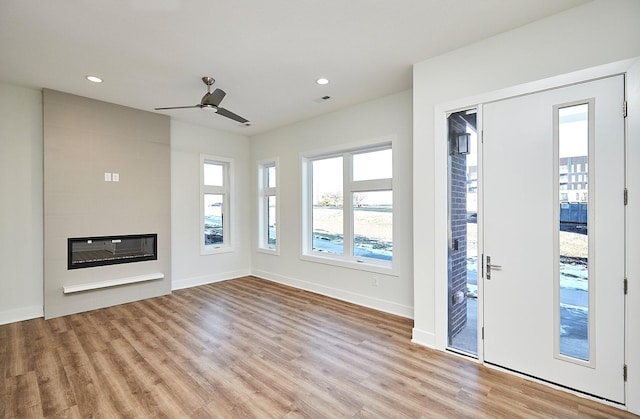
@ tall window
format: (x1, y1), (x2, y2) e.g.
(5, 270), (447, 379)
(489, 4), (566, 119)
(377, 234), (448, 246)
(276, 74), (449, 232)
(258, 159), (278, 252)
(556, 102), (591, 363)
(303, 143), (393, 269)
(201, 155), (232, 254)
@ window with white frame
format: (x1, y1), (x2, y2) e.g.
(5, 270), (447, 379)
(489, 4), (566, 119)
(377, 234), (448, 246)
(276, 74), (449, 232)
(201, 155), (232, 254)
(302, 143), (393, 269)
(258, 159), (278, 252)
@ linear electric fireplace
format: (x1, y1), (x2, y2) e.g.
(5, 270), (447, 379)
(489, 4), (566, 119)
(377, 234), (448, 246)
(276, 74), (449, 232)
(68, 234), (157, 270)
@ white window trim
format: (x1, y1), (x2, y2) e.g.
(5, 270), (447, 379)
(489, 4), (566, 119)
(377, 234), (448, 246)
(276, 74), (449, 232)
(200, 154), (234, 255)
(257, 158), (280, 255)
(300, 139), (396, 275)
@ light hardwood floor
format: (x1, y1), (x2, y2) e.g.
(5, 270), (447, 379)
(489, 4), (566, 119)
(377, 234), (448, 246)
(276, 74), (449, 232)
(1, 276), (637, 418)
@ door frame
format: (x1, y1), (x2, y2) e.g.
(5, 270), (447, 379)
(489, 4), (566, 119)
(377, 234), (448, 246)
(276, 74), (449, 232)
(432, 57), (640, 410)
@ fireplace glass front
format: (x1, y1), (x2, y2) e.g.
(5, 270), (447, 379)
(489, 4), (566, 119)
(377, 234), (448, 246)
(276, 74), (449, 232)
(68, 234), (157, 269)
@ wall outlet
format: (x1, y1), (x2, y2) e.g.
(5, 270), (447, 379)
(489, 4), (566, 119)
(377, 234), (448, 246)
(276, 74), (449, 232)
(112, 173), (119, 182)
(104, 172), (112, 182)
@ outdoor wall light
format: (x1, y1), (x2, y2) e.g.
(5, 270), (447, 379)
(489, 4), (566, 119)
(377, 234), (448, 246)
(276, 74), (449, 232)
(452, 132), (471, 155)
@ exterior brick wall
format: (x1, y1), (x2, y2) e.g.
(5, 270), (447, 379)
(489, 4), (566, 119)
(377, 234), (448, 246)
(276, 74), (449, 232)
(448, 145), (468, 341)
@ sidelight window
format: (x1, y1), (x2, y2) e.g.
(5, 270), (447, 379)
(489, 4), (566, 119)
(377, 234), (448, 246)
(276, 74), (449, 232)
(258, 159), (279, 253)
(555, 102), (592, 364)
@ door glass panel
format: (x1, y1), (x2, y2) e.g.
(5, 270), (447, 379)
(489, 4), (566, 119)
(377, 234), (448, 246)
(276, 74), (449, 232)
(558, 103), (589, 361)
(447, 109), (478, 356)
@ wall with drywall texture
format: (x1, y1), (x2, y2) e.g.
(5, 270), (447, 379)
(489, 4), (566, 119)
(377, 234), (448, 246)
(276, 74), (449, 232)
(170, 120), (252, 289)
(251, 90), (413, 318)
(412, 0), (640, 413)
(0, 83), (44, 325)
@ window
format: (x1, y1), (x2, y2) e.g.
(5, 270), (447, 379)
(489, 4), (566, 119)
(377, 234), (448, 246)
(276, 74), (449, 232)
(302, 143), (393, 270)
(201, 155), (232, 254)
(258, 159), (278, 253)
(556, 101), (592, 363)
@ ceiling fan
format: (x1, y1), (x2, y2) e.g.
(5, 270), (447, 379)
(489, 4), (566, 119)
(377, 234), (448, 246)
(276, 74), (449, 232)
(155, 76), (249, 124)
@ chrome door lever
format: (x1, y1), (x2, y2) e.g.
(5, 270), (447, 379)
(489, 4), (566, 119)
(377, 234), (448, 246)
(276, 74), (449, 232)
(486, 255), (502, 280)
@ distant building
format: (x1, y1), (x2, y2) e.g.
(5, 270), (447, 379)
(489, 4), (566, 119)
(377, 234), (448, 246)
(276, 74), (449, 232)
(465, 156), (588, 207)
(560, 156), (588, 202)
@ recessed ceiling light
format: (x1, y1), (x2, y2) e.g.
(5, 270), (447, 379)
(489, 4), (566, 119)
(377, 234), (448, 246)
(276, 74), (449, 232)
(85, 75), (103, 83)
(316, 78), (329, 85)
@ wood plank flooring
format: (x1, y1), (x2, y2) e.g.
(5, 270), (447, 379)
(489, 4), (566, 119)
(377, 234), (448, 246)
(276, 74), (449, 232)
(1, 276), (637, 418)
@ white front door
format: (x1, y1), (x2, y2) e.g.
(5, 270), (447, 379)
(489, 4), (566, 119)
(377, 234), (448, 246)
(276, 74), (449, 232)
(482, 75), (626, 403)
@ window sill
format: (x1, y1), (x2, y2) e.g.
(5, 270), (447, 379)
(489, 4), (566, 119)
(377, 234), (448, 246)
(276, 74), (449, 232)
(256, 247), (280, 256)
(201, 245), (234, 256)
(300, 253), (397, 276)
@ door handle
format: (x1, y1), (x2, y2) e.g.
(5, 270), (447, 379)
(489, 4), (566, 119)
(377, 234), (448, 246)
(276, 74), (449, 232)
(486, 255), (502, 280)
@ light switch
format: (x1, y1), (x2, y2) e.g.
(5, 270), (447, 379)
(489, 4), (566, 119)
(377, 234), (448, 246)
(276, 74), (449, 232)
(112, 173), (119, 182)
(104, 172), (112, 182)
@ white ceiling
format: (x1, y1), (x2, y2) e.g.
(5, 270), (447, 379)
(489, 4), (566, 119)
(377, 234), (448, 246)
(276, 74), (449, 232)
(0, 0), (590, 136)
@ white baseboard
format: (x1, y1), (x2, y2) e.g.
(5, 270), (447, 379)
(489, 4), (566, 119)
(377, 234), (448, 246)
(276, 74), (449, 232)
(0, 305), (44, 325)
(252, 269), (413, 319)
(411, 327), (436, 348)
(171, 268), (251, 290)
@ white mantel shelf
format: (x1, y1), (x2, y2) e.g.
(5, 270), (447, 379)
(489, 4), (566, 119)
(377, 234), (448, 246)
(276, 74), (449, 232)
(63, 272), (164, 294)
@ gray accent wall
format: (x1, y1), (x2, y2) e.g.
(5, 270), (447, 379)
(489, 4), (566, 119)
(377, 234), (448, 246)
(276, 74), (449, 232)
(43, 89), (171, 318)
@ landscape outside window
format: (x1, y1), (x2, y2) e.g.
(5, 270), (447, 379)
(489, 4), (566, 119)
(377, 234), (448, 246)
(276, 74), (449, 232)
(558, 103), (590, 361)
(310, 146), (392, 263)
(312, 156), (344, 255)
(202, 157), (230, 251)
(259, 161), (278, 250)
(204, 193), (224, 245)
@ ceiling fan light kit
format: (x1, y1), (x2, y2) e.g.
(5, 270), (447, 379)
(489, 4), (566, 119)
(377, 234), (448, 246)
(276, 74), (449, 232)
(154, 76), (249, 124)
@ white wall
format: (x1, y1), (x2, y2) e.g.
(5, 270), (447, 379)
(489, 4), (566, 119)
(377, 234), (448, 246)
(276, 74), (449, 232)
(171, 120), (252, 289)
(0, 90), (252, 321)
(412, 0), (640, 413)
(250, 90), (413, 318)
(0, 83), (43, 325)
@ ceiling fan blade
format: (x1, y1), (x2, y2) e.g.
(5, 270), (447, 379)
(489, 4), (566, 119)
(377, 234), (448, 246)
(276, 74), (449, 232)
(203, 88), (226, 107)
(154, 105), (202, 110)
(216, 107), (249, 124)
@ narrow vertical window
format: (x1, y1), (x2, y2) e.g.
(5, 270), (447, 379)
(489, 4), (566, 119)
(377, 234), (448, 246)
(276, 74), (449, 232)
(258, 160), (278, 252)
(201, 155), (232, 253)
(556, 102), (591, 362)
